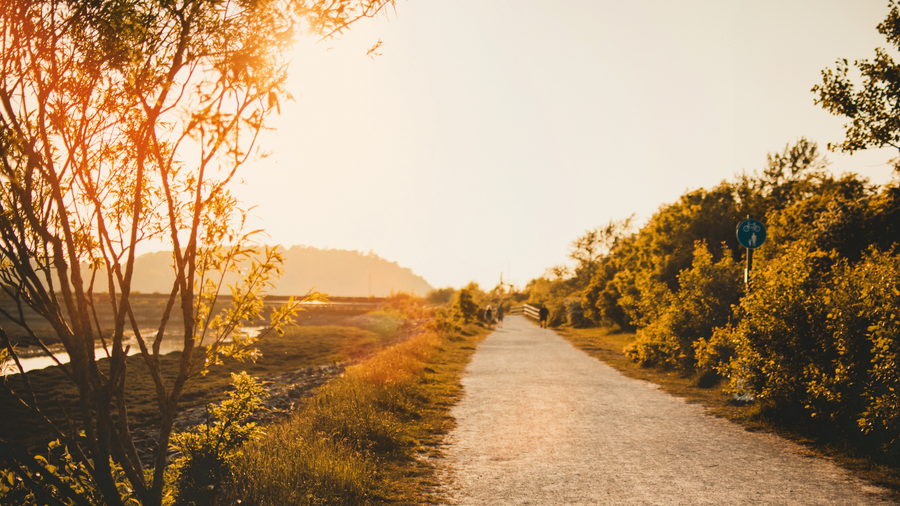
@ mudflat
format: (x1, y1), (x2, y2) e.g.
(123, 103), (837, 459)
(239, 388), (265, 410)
(443, 315), (895, 505)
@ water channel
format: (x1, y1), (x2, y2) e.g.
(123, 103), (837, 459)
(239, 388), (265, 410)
(7, 327), (264, 374)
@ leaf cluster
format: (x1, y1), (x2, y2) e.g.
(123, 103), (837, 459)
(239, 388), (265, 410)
(0, 437), (140, 506)
(166, 372), (267, 506)
(722, 245), (900, 457)
(625, 242), (742, 371)
(813, 0), (900, 163)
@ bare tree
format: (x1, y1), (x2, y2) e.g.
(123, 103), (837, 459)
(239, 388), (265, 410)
(0, 0), (394, 504)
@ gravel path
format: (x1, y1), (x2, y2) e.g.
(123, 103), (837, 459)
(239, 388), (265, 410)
(442, 315), (895, 505)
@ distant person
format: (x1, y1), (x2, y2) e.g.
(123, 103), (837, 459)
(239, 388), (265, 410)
(496, 303), (504, 328)
(538, 305), (549, 328)
(485, 305), (494, 329)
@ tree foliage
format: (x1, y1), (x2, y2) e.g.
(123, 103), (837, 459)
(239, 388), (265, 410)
(425, 287), (455, 305)
(625, 241), (742, 370)
(813, 0), (900, 164)
(0, 0), (393, 504)
(452, 288), (479, 324)
(723, 245), (900, 455)
(581, 255), (633, 330)
(0, 437), (141, 506)
(520, 1), (900, 462)
(567, 216), (633, 290)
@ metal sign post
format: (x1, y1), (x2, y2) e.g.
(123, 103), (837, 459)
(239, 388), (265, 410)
(736, 216), (766, 287)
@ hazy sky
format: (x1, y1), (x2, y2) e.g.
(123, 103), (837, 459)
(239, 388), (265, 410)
(225, 0), (898, 292)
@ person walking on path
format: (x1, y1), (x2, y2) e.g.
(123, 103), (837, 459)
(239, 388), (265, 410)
(496, 303), (504, 328)
(538, 304), (549, 328)
(484, 305), (494, 329)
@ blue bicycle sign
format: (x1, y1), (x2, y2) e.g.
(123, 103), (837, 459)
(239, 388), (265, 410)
(736, 219), (766, 249)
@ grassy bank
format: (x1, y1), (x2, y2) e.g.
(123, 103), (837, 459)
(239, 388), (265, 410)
(555, 325), (900, 499)
(1, 313), (407, 450)
(224, 321), (490, 505)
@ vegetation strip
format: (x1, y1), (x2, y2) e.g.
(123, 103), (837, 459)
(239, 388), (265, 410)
(1, 318), (405, 453)
(223, 319), (489, 505)
(2, 300), (490, 505)
(556, 326), (900, 501)
(514, 7), (900, 492)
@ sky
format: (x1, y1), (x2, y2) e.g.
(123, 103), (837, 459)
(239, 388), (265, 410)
(223, 0), (899, 292)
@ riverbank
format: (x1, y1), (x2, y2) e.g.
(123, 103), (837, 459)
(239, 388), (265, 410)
(0, 312), (410, 453)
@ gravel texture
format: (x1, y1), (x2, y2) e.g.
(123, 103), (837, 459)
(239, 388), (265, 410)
(441, 315), (896, 505)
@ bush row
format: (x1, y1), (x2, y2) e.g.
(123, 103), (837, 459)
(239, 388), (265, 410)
(523, 138), (900, 462)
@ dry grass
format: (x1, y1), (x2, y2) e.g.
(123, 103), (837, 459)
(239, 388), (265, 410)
(225, 323), (490, 505)
(556, 325), (900, 500)
(2, 309), (489, 504)
(351, 331), (442, 387)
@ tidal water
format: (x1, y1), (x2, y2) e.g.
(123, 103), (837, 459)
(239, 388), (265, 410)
(7, 327), (263, 374)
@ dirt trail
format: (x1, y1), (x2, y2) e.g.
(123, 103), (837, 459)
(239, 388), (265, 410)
(441, 315), (895, 505)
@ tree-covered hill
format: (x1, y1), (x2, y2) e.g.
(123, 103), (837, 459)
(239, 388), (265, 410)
(127, 246), (433, 297)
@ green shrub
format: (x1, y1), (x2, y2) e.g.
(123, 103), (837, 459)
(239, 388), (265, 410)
(547, 297), (567, 327)
(626, 242), (742, 370)
(565, 296), (590, 327)
(581, 261), (634, 330)
(693, 325), (737, 378)
(428, 306), (461, 334)
(725, 244), (830, 405)
(809, 249), (900, 452)
(452, 289), (479, 323)
(615, 268), (671, 331)
(167, 372), (267, 506)
(425, 287), (455, 305)
(726, 245), (900, 457)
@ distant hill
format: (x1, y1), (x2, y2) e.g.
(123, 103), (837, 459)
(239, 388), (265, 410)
(127, 246), (433, 297)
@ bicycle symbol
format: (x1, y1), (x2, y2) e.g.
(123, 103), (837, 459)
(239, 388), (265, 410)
(742, 222), (762, 233)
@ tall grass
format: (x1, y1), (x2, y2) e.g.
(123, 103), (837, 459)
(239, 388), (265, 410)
(225, 326), (455, 505)
(228, 428), (377, 506)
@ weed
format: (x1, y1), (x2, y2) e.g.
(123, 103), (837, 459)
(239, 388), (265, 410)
(166, 372), (268, 506)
